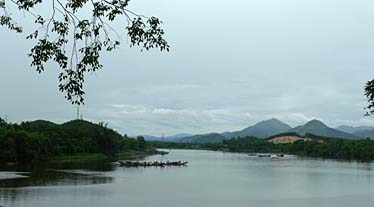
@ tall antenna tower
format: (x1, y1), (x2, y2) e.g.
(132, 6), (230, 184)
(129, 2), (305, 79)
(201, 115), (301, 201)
(162, 133), (165, 142)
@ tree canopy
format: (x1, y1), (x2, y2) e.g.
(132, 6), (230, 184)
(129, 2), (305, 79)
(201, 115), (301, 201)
(0, 0), (169, 104)
(0, 119), (151, 162)
(365, 79), (374, 115)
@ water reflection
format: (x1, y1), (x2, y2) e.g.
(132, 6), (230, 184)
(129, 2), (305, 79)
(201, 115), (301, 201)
(0, 161), (114, 188)
(1, 150), (374, 207)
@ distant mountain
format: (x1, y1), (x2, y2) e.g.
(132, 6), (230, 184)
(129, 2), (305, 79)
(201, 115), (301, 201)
(143, 135), (161, 141)
(223, 118), (292, 139)
(353, 129), (374, 139)
(335, 125), (374, 134)
(168, 133), (193, 140)
(143, 133), (192, 141)
(180, 133), (226, 143)
(289, 120), (358, 139)
(145, 119), (366, 143)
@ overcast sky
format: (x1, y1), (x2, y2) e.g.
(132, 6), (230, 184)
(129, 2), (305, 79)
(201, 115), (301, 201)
(1, 0), (374, 136)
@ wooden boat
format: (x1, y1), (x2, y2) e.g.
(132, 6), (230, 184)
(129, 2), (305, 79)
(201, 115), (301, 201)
(258, 154), (271, 158)
(276, 154), (284, 157)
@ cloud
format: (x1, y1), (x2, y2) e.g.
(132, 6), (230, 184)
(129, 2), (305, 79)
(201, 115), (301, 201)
(151, 108), (197, 116)
(2, 0), (374, 135)
(49, 78), (374, 136)
(111, 104), (147, 114)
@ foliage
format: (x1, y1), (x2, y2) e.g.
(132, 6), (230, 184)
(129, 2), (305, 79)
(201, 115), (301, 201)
(287, 138), (374, 160)
(365, 79), (374, 116)
(222, 137), (278, 153)
(0, 117), (6, 127)
(0, 0), (169, 104)
(0, 119), (150, 162)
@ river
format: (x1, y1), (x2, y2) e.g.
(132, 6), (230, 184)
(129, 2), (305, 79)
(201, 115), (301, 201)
(1, 149), (374, 207)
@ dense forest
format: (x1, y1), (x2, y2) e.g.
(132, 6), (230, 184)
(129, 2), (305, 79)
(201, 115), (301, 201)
(151, 133), (374, 161)
(0, 118), (150, 163)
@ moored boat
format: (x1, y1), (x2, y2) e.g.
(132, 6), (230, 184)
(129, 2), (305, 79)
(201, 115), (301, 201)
(258, 154), (271, 158)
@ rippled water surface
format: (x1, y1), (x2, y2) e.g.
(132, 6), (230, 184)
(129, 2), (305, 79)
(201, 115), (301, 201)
(1, 149), (374, 207)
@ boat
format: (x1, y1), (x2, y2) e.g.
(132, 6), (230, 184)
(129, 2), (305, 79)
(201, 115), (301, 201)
(258, 154), (271, 158)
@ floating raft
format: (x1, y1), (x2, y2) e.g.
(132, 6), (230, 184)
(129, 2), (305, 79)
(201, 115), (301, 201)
(117, 161), (188, 168)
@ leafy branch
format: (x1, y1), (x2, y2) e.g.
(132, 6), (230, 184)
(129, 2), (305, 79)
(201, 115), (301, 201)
(365, 79), (374, 116)
(0, 0), (170, 104)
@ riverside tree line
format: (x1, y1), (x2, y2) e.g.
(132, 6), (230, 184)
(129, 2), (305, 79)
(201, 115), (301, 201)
(151, 133), (374, 161)
(0, 118), (149, 163)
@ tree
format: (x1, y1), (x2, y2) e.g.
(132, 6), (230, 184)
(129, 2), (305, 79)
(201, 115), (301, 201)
(0, 117), (6, 126)
(136, 135), (146, 150)
(0, 119), (153, 162)
(0, 0), (169, 104)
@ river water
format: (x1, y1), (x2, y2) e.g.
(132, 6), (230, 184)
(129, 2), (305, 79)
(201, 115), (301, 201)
(1, 149), (374, 207)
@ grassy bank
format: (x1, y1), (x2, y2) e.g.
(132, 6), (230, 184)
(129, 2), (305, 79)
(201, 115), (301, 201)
(48, 153), (109, 163)
(48, 150), (160, 163)
(117, 149), (160, 160)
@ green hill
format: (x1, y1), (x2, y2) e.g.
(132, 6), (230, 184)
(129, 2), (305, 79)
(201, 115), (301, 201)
(0, 119), (149, 163)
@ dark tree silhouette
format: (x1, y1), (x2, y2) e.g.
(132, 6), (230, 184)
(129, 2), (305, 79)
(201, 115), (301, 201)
(0, 0), (169, 104)
(365, 79), (374, 115)
(0, 117), (6, 126)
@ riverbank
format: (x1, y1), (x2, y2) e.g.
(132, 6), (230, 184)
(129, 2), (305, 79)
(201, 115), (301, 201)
(149, 137), (374, 161)
(48, 149), (162, 163)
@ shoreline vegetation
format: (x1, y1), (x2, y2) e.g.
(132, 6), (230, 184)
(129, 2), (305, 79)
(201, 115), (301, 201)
(48, 149), (161, 163)
(0, 118), (157, 164)
(150, 133), (374, 162)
